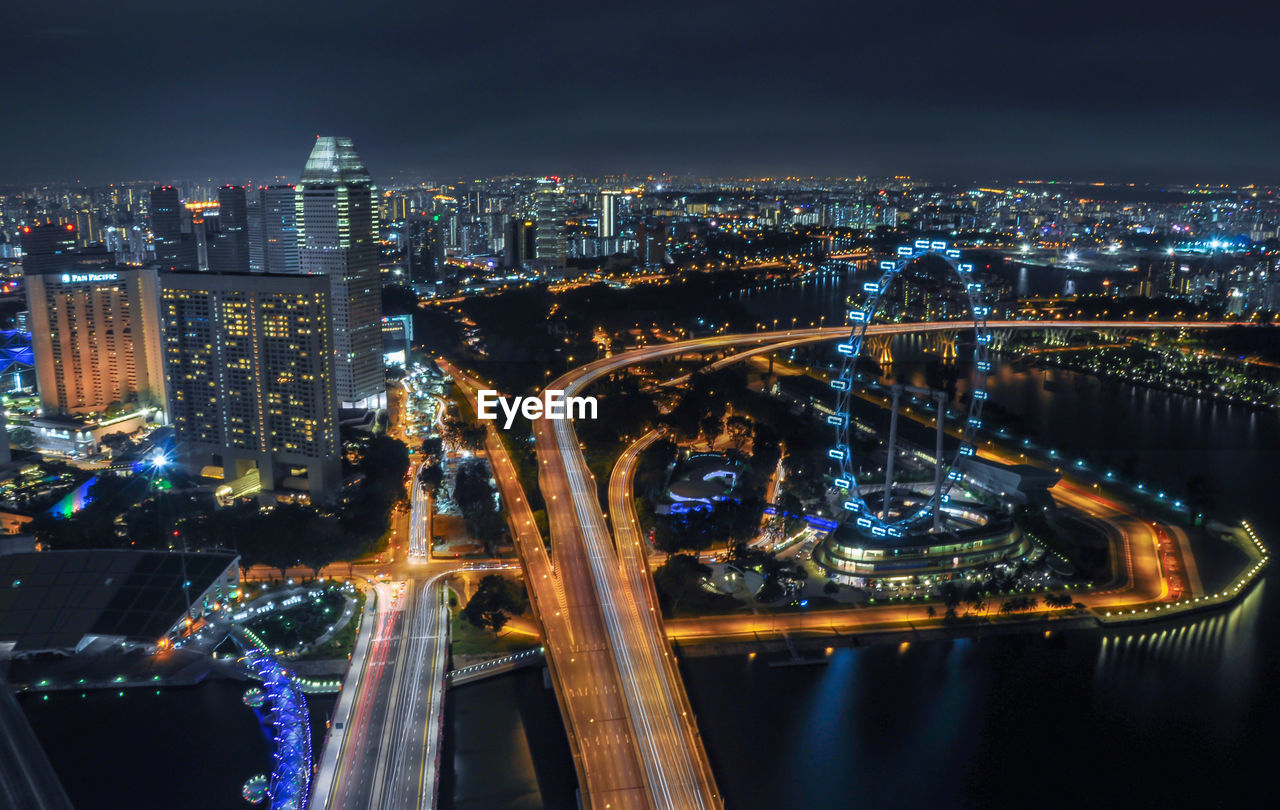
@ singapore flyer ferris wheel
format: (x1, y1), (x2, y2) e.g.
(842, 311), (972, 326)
(827, 240), (992, 538)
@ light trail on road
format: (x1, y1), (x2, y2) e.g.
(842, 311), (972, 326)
(442, 318), (1255, 810)
(408, 462), (430, 559)
(442, 360), (652, 810)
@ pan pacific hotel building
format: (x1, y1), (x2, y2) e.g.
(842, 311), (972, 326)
(21, 223), (167, 418)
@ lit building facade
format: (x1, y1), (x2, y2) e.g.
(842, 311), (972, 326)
(598, 189), (619, 238)
(22, 224), (166, 416)
(533, 180), (566, 275)
(160, 271), (341, 500)
(258, 185), (300, 274)
(296, 137), (385, 408)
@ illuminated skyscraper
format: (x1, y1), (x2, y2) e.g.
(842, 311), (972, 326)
(296, 137), (384, 408)
(598, 189), (619, 238)
(249, 185), (300, 274)
(73, 209), (101, 246)
(503, 217), (535, 268)
(533, 179), (566, 275)
(21, 224), (166, 416)
(160, 271), (340, 500)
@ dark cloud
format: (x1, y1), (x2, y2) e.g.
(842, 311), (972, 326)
(2, 0), (1277, 184)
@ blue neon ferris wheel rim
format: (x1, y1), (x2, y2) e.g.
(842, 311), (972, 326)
(827, 242), (991, 538)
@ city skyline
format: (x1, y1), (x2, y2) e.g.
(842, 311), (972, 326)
(6, 1), (1280, 185)
(3, 5), (1279, 809)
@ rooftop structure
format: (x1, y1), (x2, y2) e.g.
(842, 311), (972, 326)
(657, 453), (742, 514)
(0, 549), (239, 658)
(0, 330), (34, 394)
(299, 137), (372, 186)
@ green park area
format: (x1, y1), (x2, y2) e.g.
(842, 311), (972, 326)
(241, 585), (366, 661)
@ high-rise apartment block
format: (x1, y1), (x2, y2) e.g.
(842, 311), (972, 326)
(296, 137), (384, 408)
(533, 180), (566, 275)
(160, 271), (340, 500)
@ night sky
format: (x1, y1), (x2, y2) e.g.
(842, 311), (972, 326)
(5, 0), (1279, 185)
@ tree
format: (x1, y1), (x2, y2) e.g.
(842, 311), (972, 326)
(940, 582), (962, 611)
(823, 580), (839, 596)
(724, 414), (752, 452)
(777, 491), (805, 531)
(99, 432), (132, 454)
(699, 412), (724, 446)
(443, 413), (486, 452)
(27, 473), (147, 550)
(750, 422), (782, 474)
(756, 574), (785, 603)
(420, 437), (444, 465)
(9, 427), (34, 450)
(454, 459), (505, 551)
(298, 514), (350, 577)
(652, 554), (737, 616)
(964, 583), (986, 616)
(653, 494), (765, 554)
(258, 504), (316, 578)
(338, 432), (411, 551)
(481, 607), (510, 635)
(462, 573), (527, 634)
(1044, 592), (1073, 609)
(418, 463), (444, 497)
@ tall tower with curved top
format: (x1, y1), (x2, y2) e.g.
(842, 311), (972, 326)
(296, 136), (385, 409)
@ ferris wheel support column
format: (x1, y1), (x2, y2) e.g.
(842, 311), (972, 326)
(882, 384), (903, 519)
(932, 392), (946, 533)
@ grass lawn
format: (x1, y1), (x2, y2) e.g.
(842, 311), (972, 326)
(300, 589), (367, 660)
(448, 589), (538, 656)
(242, 587), (366, 660)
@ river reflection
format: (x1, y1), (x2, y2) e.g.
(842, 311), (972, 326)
(682, 579), (1270, 809)
(684, 275), (1280, 809)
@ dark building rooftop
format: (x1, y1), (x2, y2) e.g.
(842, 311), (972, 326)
(0, 549), (238, 653)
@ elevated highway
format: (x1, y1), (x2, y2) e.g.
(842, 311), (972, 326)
(445, 318), (1256, 810)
